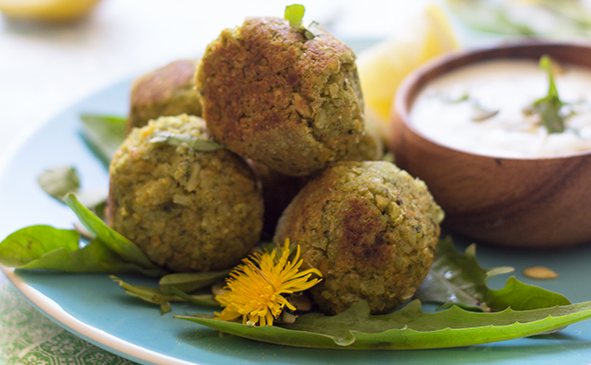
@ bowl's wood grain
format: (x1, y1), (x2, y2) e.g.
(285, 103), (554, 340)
(390, 43), (591, 248)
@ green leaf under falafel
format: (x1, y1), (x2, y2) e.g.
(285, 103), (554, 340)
(415, 237), (570, 311)
(159, 270), (232, 295)
(64, 194), (164, 273)
(0, 225), (163, 276)
(176, 299), (591, 349)
(79, 114), (126, 166)
(0, 194), (166, 276)
(110, 275), (221, 315)
(37, 166), (80, 202)
(175, 238), (579, 349)
(37, 166), (108, 219)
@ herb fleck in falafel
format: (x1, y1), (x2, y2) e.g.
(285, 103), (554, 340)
(196, 17), (364, 176)
(107, 114), (263, 273)
(126, 59), (202, 134)
(274, 161), (444, 314)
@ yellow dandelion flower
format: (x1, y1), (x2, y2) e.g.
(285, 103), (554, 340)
(214, 238), (322, 326)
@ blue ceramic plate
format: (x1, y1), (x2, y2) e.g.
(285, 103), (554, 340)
(3, 78), (591, 365)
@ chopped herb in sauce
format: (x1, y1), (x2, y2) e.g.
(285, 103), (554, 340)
(529, 55), (566, 134)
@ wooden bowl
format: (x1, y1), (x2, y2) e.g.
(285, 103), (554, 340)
(390, 42), (591, 248)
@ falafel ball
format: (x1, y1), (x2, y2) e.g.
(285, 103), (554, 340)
(254, 124), (383, 236)
(126, 59), (202, 134)
(274, 161), (444, 314)
(196, 17), (365, 176)
(107, 114), (264, 273)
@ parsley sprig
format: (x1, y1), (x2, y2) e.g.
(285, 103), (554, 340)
(284, 4), (323, 40)
(530, 55), (566, 134)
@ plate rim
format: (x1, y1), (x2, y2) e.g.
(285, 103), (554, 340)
(1, 264), (202, 365)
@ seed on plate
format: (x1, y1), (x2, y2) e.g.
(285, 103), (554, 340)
(523, 266), (559, 279)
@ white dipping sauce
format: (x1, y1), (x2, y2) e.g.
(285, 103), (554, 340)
(410, 59), (591, 158)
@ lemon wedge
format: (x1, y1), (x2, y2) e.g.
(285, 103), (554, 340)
(0, 0), (101, 22)
(357, 4), (460, 126)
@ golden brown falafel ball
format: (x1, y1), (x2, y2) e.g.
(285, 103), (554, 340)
(254, 125), (383, 236)
(274, 161), (444, 314)
(107, 114), (263, 273)
(196, 17), (364, 176)
(126, 59), (202, 134)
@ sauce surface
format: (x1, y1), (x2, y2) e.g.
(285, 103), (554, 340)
(410, 59), (591, 158)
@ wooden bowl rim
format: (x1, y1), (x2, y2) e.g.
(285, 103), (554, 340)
(393, 41), (591, 162)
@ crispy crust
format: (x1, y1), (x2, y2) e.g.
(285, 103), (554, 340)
(274, 161), (444, 314)
(126, 60), (202, 134)
(107, 114), (263, 272)
(252, 126), (383, 236)
(197, 17), (364, 176)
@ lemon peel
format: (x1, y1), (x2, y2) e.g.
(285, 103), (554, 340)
(0, 0), (101, 22)
(357, 4), (460, 126)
